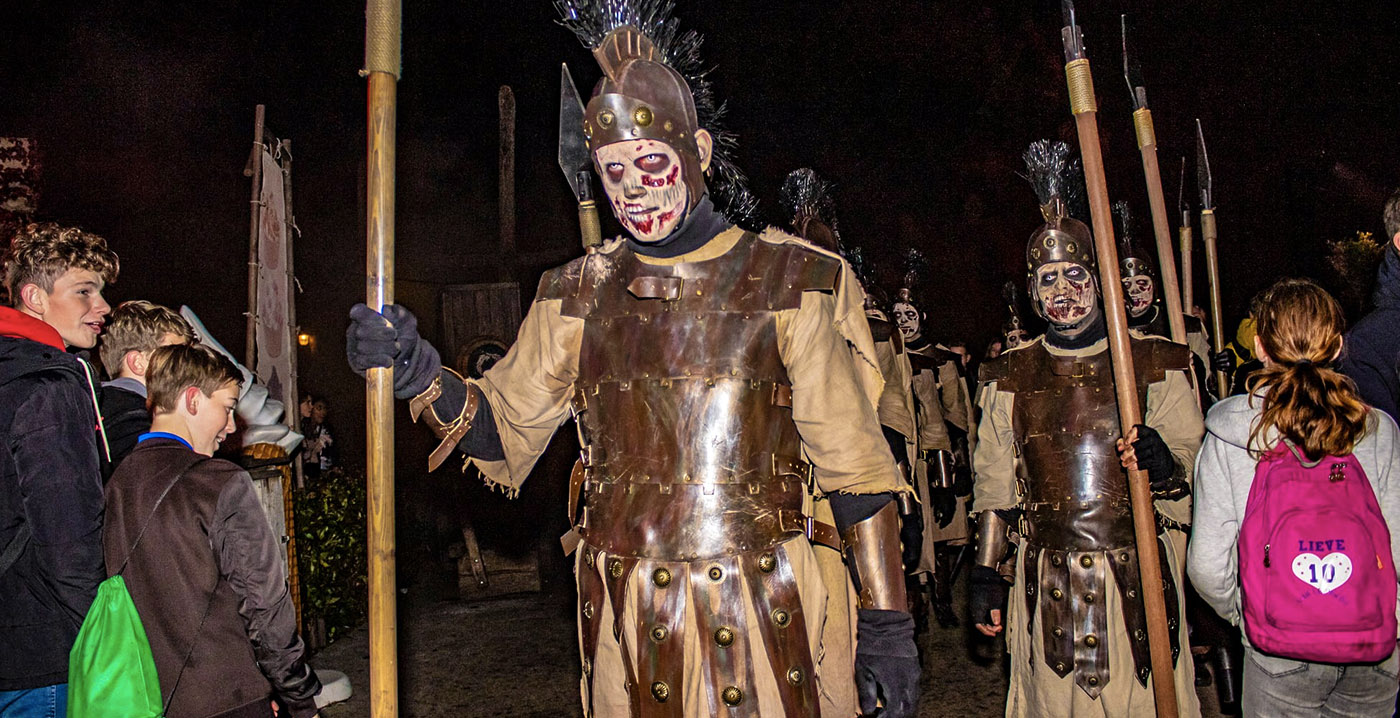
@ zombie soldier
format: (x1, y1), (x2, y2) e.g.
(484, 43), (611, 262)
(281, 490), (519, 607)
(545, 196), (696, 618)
(969, 140), (1201, 716)
(890, 258), (976, 629)
(346, 7), (918, 717)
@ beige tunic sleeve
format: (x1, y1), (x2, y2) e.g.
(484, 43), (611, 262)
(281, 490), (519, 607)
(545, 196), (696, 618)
(777, 291), (905, 496)
(1145, 369), (1204, 525)
(912, 368), (952, 452)
(466, 298), (583, 494)
(937, 360), (970, 433)
(971, 382), (1019, 513)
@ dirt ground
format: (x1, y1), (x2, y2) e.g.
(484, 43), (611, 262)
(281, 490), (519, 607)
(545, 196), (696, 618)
(313, 576), (1228, 717)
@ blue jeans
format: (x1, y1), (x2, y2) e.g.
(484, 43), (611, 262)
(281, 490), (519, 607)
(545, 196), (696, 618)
(0, 684), (67, 718)
(1244, 646), (1400, 718)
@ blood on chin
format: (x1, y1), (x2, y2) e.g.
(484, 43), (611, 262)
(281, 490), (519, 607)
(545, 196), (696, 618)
(1045, 304), (1090, 325)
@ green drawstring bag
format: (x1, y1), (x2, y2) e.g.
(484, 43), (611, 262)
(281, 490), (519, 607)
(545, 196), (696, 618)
(67, 575), (164, 718)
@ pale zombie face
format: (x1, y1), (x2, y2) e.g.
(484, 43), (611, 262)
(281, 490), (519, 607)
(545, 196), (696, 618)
(1122, 276), (1155, 317)
(892, 301), (922, 342)
(1035, 261), (1098, 329)
(596, 139), (688, 243)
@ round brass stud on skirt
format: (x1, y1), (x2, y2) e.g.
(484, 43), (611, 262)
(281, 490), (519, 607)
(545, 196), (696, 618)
(708, 565), (724, 582)
(1051, 626), (1064, 638)
(1086, 675), (1100, 687)
(1080, 555), (1094, 568)
(1084, 634), (1099, 648)
(582, 601), (594, 619)
(652, 568), (672, 588)
(650, 625), (669, 643)
(721, 686), (744, 706)
(772, 608), (791, 628)
(757, 553), (777, 573)
(650, 681), (670, 703)
(786, 667), (805, 686)
(714, 626), (735, 647)
(609, 558), (624, 578)
(1050, 588), (1064, 600)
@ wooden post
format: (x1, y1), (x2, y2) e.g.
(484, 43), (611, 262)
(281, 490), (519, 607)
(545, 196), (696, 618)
(1132, 109), (1186, 343)
(364, 0), (401, 715)
(1062, 44), (1179, 718)
(498, 86), (516, 282)
(244, 105), (266, 369)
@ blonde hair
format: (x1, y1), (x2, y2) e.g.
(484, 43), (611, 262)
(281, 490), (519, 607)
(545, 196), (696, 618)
(146, 343), (242, 413)
(99, 301), (196, 376)
(1247, 278), (1369, 461)
(4, 222), (120, 306)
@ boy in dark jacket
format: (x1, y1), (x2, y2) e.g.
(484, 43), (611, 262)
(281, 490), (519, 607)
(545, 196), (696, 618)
(103, 343), (320, 718)
(1340, 188), (1400, 422)
(0, 222), (117, 717)
(96, 300), (195, 479)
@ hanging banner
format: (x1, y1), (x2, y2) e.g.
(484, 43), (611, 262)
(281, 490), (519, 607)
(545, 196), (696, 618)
(256, 150), (292, 405)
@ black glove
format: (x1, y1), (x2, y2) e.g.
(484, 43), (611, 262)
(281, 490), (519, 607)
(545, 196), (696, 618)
(855, 609), (920, 718)
(950, 459), (974, 498)
(1209, 347), (1235, 373)
(346, 303), (442, 399)
(930, 487), (957, 529)
(1129, 424), (1186, 498)
(968, 565), (1008, 629)
(899, 506), (923, 571)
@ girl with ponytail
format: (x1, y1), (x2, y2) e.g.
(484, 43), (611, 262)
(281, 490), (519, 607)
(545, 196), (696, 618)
(1190, 278), (1400, 717)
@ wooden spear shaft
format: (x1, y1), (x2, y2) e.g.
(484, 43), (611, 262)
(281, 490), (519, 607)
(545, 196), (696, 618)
(1179, 223), (1194, 313)
(364, 1), (401, 716)
(1202, 210), (1228, 395)
(1065, 57), (1179, 718)
(1133, 109), (1186, 343)
(245, 104), (266, 369)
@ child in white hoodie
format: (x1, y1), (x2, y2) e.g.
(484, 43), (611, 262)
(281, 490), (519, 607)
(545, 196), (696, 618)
(1189, 278), (1400, 717)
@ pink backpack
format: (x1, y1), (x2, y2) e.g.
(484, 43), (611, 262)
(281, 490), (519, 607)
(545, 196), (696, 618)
(1238, 443), (1397, 663)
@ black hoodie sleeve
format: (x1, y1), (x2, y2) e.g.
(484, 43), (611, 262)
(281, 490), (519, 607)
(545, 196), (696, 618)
(212, 471), (321, 718)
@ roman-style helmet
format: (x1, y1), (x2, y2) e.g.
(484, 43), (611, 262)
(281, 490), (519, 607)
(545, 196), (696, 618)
(557, 0), (759, 227)
(1022, 139), (1096, 318)
(1112, 200), (1154, 278)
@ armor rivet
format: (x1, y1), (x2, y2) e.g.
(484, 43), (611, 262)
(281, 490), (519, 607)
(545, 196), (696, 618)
(1050, 589), (1063, 600)
(1084, 592), (1095, 604)
(1045, 237), (1057, 249)
(652, 568), (672, 588)
(708, 565), (724, 581)
(1120, 552), (1131, 562)
(772, 609), (791, 627)
(1055, 661), (1067, 673)
(1087, 675), (1099, 687)
(1052, 626), (1064, 638)
(582, 601), (594, 619)
(598, 110), (615, 128)
(714, 626), (735, 647)
(1080, 555), (1093, 568)
(582, 657), (592, 674)
(651, 625), (669, 643)
(663, 120), (674, 132)
(609, 559), (624, 578)
(634, 106), (654, 127)
(650, 681), (669, 702)
(1026, 586), (1034, 596)
(1084, 634), (1099, 648)
(721, 686), (744, 706)
(1169, 619), (1178, 630)
(1135, 629), (1147, 641)
(1127, 589), (1137, 599)
(758, 553), (777, 573)
(1051, 554), (1063, 566)
(1066, 241), (1077, 254)
(585, 551), (595, 567)
(787, 667), (805, 685)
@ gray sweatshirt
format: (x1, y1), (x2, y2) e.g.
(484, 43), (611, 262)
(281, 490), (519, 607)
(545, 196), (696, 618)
(1187, 393), (1400, 631)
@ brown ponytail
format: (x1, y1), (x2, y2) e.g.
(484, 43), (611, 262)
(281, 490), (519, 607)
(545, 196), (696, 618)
(1247, 278), (1370, 460)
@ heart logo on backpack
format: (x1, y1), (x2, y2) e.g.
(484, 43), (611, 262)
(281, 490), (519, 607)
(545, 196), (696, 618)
(1291, 552), (1353, 594)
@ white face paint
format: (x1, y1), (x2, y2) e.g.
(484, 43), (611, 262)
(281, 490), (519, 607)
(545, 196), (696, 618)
(595, 139), (688, 243)
(892, 301), (922, 342)
(1035, 261), (1098, 330)
(1122, 276), (1155, 317)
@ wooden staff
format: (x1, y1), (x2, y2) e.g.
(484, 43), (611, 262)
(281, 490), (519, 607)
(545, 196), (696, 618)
(1060, 4), (1178, 715)
(244, 105), (266, 368)
(363, 1), (401, 716)
(1196, 120), (1229, 396)
(1121, 16), (1185, 343)
(1178, 158), (1194, 312)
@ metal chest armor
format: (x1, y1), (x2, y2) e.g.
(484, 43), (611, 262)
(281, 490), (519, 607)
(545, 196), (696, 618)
(537, 232), (841, 562)
(980, 337), (1190, 696)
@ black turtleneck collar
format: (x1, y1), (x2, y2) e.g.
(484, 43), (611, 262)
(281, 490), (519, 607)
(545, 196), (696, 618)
(1045, 311), (1107, 350)
(627, 194), (731, 259)
(1128, 303), (1159, 329)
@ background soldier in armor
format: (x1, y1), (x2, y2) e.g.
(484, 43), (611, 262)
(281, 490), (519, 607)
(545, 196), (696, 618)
(346, 6), (918, 717)
(968, 141), (1202, 716)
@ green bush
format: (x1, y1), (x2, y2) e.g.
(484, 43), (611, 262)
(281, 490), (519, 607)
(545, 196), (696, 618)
(295, 466), (368, 643)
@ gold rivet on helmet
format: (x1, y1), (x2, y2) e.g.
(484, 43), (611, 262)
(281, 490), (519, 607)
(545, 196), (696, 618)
(651, 681), (670, 702)
(634, 106), (654, 127)
(757, 553), (777, 573)
(786, 667), (805, 686)
(652, 568), (672, 588)
(598, 110), (615, 128)
(1066, 241), (1077, 254)
(1045, 236), (1057, 249)
(663, 120), (674, 132)
(714, 626), (735, 647)
(721, 686), (744, 706)
(584, 124), (593, 139)
(1031, 248), (1042, 261)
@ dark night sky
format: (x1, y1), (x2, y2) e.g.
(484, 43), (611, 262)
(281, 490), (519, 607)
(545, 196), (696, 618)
(3, 1), (1399, 463)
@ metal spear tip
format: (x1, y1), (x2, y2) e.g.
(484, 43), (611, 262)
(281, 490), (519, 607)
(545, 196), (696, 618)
(1060, 0), (1086, 61)
(1061, 0), (1078, 28)
(558, 63), (590, 200)
(1195, 119), (1214, 211)
(1121, 14), (1147, 109)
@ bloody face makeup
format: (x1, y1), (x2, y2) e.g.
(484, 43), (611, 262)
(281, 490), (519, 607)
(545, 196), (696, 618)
(595, 139), (688, 243)
(892, 301), (922, 342)
(1122, 276), (1155, 317)
(1035, 261), (1098, 330)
